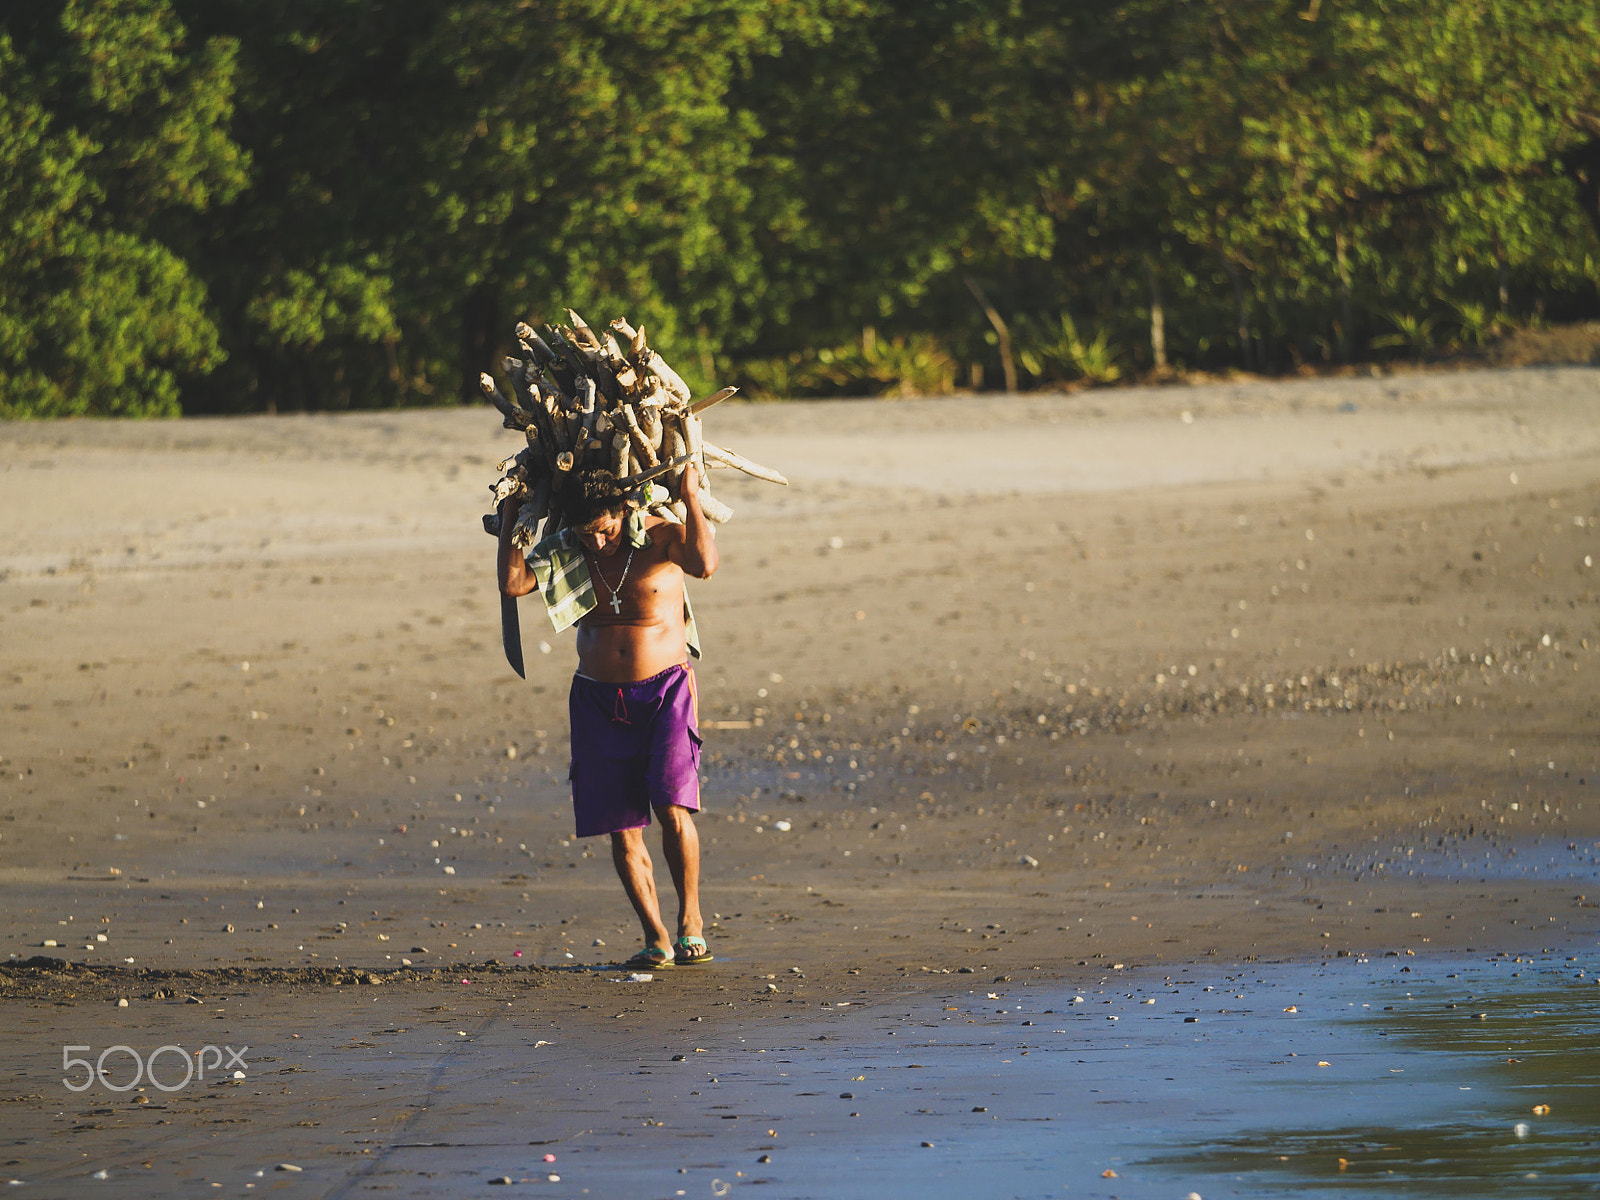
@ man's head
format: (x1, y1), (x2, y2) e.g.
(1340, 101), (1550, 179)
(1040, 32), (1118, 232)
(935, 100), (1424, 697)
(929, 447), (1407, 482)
(559, 469), (627, 555)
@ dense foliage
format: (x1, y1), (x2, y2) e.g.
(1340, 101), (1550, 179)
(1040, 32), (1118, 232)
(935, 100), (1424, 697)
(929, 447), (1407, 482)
(3, 0), (1598, 416)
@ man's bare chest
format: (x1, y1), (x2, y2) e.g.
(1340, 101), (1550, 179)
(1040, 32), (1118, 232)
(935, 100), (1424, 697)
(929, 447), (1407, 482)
(587, 546), (682, 618)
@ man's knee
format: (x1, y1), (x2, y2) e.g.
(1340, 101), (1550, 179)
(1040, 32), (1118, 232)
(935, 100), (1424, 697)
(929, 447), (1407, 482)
(612, 827), (645, 854)
(654, 804), (696, 832)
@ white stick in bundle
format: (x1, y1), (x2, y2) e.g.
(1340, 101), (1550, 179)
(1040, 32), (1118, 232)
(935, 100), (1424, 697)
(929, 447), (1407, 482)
(690, 386), (739, 415)
(641, 348), (691, 405)
(611, 430), (630, 480)
(639, 398), (664, 451)
(512, 473), (553, 549)
(695, 491), (734, 524)
(664, 423), (687, 482)
(702, 442), (789, 486)
(565, 309), (601, 351)
(620, 404), (658, 469)
(681, 410), (708, 491)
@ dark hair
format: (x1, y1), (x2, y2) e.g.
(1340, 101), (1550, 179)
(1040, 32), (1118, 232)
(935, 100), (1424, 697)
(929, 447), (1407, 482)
(557, 468), (625, 527)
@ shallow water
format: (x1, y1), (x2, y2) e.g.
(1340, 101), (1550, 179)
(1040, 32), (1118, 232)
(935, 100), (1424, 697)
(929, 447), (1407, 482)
(12, 951), (1596, 1198)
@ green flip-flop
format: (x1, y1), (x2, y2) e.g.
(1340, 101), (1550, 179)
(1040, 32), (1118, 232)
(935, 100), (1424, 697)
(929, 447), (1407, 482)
(624, 945), (675, 969)
(674, 936), (713, 965)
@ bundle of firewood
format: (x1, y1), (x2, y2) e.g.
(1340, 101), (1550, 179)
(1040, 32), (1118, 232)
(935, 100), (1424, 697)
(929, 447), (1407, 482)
(479, 310), (786, 550)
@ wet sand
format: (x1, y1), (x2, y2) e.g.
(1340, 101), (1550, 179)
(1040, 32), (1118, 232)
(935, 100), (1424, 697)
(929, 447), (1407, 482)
(2, 366), (1598, 1195)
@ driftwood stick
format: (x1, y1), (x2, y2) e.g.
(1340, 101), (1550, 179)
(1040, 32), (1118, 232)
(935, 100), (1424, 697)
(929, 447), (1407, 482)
(641, 348), (691, 404)
(664, 424), (687, 481)
(579, 381), (601, 448)
(566, 309), (601, 351)
(639, 400), (663, 450)
(696, 490), (733, 524)
(515, 323), (561, 370)
(520, 351), (570, 410)
(492, 473), (525, 503)
(502, 356), (532, 398)
(478, 372), (528, 430)
(540, 504), (565, 544)
(620, 404), (659, 469)
(500, 361), (551, 439)
(617, 453), (691, 490)
(702, 442), (788, 485)
(510, 473), (554, 550)
(682, 411), (708, 491)
(544, 326), (591, 391)
(689, 385), (739, 415)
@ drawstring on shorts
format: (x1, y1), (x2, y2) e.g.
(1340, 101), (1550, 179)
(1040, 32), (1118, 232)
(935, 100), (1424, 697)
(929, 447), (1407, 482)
(612, 687), (631, 725)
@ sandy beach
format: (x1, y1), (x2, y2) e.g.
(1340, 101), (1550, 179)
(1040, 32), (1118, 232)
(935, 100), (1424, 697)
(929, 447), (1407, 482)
(2, 366), (1598, 1196)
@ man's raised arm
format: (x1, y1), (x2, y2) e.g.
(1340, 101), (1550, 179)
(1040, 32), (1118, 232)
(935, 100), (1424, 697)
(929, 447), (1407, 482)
(497, 497), (540, 597)
(670, 464), (719, 580)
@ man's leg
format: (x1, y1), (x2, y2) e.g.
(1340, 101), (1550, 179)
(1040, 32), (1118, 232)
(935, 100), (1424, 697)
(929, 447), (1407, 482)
(654, 804), (704, 942)
(610, 828), (673, 954)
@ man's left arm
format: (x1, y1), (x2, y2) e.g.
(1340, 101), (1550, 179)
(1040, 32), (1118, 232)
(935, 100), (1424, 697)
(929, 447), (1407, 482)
(497, 496), (541, 597)
(667, 464), (719, 579)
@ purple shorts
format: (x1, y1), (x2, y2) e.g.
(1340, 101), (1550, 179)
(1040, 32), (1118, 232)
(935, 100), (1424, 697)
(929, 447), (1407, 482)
(568, 664), (702, 838)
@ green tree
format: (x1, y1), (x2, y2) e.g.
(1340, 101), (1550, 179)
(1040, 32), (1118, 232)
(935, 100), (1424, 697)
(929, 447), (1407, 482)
(0, 1), (246, 417)
(1052, 0), (1600, 369)
(178, 0), (841, 412)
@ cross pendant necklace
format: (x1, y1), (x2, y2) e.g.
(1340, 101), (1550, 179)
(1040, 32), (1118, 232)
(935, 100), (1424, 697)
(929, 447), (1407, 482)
(592, 546), (635, 614)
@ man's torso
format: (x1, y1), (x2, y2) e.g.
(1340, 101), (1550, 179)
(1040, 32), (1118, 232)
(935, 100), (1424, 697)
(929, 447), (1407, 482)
(575, 525), (688, 682)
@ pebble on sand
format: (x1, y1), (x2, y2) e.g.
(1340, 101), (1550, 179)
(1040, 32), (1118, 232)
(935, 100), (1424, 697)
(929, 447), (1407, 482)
(276, 1163), (303, 1172)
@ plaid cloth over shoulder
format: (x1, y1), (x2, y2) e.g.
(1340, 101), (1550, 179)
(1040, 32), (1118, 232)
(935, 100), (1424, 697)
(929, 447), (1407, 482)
(525, 512), (701, 659)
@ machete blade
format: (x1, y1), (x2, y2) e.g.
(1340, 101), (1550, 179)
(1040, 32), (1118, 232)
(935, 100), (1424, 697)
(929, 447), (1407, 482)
(501, 593), (526, 679)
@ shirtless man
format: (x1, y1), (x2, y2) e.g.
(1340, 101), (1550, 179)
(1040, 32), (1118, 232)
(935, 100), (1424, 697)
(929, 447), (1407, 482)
(496, 465), (718, 969)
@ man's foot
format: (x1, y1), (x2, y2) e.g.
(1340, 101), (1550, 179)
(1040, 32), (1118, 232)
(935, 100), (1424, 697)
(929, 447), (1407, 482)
(674, 935), (713, 965)
(624, 944), (676, 969)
